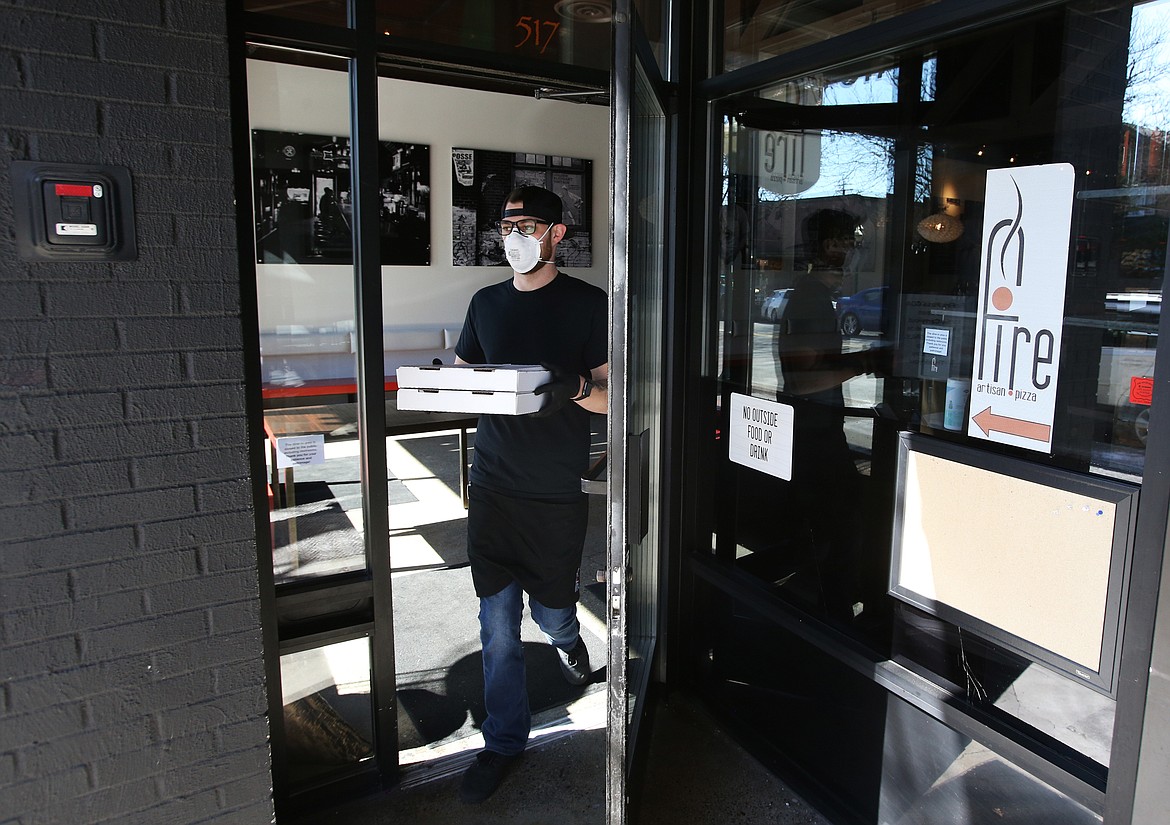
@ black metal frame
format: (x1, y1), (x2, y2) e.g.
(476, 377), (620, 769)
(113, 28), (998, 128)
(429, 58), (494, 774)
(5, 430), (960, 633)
(226, 2), (290, 804)
(608, 2), (688, 821)
(673, 2), (1170, 824)
(230, 2), (398, 810)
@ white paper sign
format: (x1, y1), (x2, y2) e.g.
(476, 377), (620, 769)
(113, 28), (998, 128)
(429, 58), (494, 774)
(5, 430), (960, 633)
(923, 327), (951, 356)
(275, 434), (325, 469)
(968, 163), (1074, 452)
(452, 148), (475, 187)
(729, 393), (794, 480)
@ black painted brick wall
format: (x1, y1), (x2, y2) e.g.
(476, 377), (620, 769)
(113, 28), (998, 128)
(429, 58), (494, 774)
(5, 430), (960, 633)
(0, 2), (272, 824)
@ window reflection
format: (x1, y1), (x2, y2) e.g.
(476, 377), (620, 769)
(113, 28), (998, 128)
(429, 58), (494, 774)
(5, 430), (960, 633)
(243, 0), (346, 27)
(719, 0), (939, 73)
(760, 66), (900, 106)
(634, 0), (670, 77)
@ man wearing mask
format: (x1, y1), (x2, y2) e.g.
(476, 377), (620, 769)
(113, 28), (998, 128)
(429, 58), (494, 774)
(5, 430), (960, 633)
(454, 185), (608, 803)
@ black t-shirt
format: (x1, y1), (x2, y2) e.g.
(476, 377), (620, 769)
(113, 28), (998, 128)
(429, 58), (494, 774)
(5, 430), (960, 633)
(456, 272), (607, 499)
(777, 272), (846, 431)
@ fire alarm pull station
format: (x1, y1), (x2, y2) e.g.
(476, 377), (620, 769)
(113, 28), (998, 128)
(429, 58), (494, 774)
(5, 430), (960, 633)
(11, 161), (137, 261)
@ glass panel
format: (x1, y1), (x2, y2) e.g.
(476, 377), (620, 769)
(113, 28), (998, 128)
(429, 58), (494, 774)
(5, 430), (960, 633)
(281, 637), (376, 783)
(720, 112), (891, 607)
(626, 61), (665, 738)
(759, 62), (900, 106)
(375, 0), (611, 73)
(635, 0), (670, 78)
(719, 0), (939, 74)
(242, 0), (612, 72)
(249, 58), (369, 584)
(242, 0), (347, 27)
(706, 0), (1170, 775)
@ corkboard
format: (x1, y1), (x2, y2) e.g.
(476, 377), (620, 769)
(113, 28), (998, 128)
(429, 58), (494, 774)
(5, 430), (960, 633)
(891, 435), (1136, 691)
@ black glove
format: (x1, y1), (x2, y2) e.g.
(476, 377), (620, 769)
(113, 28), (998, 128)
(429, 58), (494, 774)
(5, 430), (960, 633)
(532, 363), (584, 417)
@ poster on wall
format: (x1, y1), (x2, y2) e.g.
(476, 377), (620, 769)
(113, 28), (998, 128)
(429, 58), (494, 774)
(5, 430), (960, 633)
(451, 147), (592, 267)
(251, 129), (431, 265)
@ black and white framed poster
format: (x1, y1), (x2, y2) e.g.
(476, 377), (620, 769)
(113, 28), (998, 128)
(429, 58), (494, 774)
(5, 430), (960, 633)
(252, 129), (431, 265)
(451, 147), (592, 267)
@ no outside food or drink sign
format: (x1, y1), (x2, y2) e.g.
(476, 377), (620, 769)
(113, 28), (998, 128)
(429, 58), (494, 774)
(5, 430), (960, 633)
(729, 393), (794, 480)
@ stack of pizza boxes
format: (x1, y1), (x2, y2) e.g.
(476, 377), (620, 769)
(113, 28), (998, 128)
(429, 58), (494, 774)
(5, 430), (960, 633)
(395, 364), (551, 415)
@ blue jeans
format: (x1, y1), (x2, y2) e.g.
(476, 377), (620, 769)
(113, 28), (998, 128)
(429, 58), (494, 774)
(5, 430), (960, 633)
(479, 579), (580, 755)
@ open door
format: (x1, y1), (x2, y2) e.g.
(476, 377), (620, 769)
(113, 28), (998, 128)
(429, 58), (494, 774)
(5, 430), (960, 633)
(608, 3), (669, 822)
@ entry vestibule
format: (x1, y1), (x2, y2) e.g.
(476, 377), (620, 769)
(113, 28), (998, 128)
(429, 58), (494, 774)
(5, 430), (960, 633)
(243, 44), (613, 804)
(235, 1), (1170, 823)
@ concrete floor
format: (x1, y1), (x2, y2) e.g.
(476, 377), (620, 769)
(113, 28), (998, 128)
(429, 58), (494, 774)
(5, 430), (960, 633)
(297, 691), (833, 825)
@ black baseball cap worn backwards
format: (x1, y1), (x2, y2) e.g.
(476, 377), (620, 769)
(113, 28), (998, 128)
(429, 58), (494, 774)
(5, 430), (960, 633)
(502, 185), (563, 225)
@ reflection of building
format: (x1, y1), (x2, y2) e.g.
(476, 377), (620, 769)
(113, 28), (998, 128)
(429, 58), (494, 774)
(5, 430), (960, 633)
(1120, 123), (1170, 186)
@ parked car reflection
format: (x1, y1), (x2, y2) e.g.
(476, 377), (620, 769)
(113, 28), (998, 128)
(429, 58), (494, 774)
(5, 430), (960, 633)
(761, 288), (792, 322)
(835, 286), (886, 336)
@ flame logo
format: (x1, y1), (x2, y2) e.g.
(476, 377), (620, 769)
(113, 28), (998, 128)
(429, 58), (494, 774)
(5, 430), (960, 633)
(986, 178), (1026, 296)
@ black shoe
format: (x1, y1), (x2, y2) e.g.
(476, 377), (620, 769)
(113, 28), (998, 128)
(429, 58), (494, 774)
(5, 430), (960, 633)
(458, 750), (520, 804)
(556, 637), (592, 685)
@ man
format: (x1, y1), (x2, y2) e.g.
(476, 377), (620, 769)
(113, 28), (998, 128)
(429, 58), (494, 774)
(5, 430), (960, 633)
(775, 208), (879, 622)
(454, 185), (608, 804)
(778, 208), (869, 401)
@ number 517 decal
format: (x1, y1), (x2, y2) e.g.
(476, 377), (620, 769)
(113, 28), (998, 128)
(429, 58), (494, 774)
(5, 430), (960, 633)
(515, 16), (560, 55)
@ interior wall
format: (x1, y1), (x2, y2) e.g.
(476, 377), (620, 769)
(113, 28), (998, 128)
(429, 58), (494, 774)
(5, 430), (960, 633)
(246, 60), (611, 331)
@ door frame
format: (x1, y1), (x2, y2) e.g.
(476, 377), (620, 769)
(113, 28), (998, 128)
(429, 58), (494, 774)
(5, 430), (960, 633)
(230, 1), (613, 811)
(607, 1), (683, 821)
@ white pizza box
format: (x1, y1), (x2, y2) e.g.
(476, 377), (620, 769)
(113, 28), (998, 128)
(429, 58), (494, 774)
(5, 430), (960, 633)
(396, 363), (551, 393)
(397, 387), (544, 415)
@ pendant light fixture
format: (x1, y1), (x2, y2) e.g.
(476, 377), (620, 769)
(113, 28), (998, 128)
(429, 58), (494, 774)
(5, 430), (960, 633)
(917, 197), (964, 243)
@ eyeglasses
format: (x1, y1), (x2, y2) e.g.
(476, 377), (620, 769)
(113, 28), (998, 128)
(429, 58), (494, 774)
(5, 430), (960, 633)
(494, 218), (546, 237)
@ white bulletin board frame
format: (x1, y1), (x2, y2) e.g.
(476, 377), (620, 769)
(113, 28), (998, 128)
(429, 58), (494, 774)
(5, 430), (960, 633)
(889, 433), (1137, 695)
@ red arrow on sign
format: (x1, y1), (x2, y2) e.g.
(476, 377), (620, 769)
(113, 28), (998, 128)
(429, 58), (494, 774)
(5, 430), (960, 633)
(971, 407), (1052, 442)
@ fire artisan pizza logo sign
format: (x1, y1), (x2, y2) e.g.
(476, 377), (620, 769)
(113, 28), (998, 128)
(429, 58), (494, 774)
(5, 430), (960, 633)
(968, 164), (1075, 453)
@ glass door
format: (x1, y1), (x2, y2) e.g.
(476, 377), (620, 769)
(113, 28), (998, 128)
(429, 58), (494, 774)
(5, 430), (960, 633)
(241, 0), (617, 808)
(608, 2), (669, 822)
